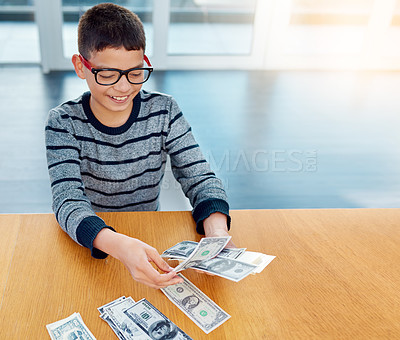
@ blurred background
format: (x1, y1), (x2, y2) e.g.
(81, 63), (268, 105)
(1, 0), (400, 213)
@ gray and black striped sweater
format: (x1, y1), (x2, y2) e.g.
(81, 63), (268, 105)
(45, 90), (230, 258)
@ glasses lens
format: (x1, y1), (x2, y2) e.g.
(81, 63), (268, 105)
(96, 70), (120, 85)
(128, 69), (150, 84)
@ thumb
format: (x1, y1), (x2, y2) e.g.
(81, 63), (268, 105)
(147, 249), (174, 273)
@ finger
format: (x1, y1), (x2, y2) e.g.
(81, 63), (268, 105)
(145, 272), (183, 289)
(140, 262), (183, 287)
(160, 272), (184, 286)
(147, 249), (174, 273)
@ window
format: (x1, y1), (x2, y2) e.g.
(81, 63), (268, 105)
(61, 0), (154, 59)
(168, 0), (257, 55)
(0, 0), (40, 63)
(2, 0), (400, 71)
(263, 0), (400, 70)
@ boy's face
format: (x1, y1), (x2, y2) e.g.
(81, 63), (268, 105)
(73, 47), (145, 122)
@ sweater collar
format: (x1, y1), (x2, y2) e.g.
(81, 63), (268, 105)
(82, 91), (141, 135)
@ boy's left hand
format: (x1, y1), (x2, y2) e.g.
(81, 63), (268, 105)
(203, 212), (236, 248)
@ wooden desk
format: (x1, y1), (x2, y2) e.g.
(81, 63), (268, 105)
(0, 209), (399, 339)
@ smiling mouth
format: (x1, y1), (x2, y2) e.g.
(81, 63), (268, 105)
(110, 95), (129, 101)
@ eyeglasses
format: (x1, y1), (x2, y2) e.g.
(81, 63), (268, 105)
(79, 54), (153, 86)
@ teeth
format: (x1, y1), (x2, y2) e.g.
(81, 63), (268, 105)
(111, 95), (128, 101)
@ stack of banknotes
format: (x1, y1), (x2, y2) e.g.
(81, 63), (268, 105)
(161, 236), (275, 281)
(99, 269), (233, 338)
(46, 312), (96, 340)
(98, 296), (193, 339)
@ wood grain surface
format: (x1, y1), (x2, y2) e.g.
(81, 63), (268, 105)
(0, 209), (399, 339)
(0, 214), (21, 303)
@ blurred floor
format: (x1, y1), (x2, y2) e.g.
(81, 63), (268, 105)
(1, 66), (400, 213)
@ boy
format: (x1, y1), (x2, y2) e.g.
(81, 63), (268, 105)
(45, 3), (233, 289)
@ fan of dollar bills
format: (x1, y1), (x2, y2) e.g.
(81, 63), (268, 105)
(161, 236), (275, 281)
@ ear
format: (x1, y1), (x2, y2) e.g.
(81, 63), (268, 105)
(72, 54), (86, 80)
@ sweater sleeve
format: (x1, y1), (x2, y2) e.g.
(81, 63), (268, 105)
(164, 98), (231, 234)
(45, 108), (113, 258)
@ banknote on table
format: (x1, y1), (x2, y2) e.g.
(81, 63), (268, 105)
(236, 251), (276, 274)
(161, 273), (231, 334)
(124, 298), (193, 340)
(162, 240), (246, 260)
(98, 296), (131, 340)
(174, 236), (231, 272)
(46, 312), (96, 340)
(100, 296), (150, 340)
(192, 257), (257, 282)
(98, 296), (127, 315)
(100, 312), (127, 340)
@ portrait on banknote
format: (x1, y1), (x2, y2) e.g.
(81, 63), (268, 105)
(148, 320), (178, 340)
(181, 295), (200, 310)
(205, 258), (236, 272)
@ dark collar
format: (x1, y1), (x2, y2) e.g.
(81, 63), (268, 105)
(82, 91), (141, 135)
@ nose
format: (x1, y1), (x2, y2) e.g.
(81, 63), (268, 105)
(113, 74), (132, 92)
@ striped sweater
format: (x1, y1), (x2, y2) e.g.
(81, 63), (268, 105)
(45, 90), (230, 258)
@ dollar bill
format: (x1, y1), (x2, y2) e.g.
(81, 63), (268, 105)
(217, 247), (247, 259)
(162, 241), (246, 260)
(46, 312), (96, 340)
(192, 257), (257, 282)
(98, 297), (130, 340)
(100, 312), (128, 340)
(161, 241), (198, 259)
(161, 274), (231, 334)
(98, 296), (126, 315)
(101, 297), (149, 340)
(174, 237), (231, 272)
(124, 298), (193, 340)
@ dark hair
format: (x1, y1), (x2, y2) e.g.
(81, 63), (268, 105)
(78, 3), (146, 59)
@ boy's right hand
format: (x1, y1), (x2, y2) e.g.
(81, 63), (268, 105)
(93, 229), (183, 289)
(117, 237), (184, 289)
